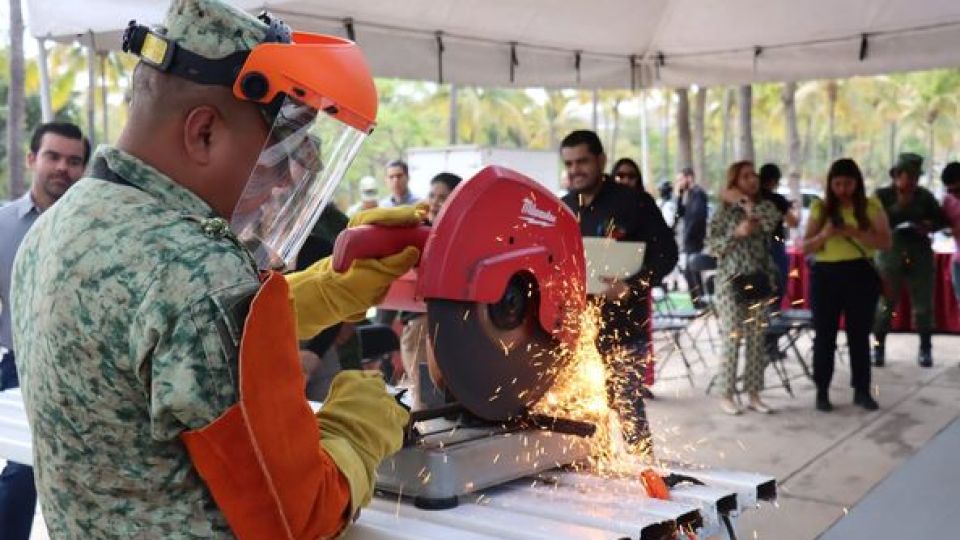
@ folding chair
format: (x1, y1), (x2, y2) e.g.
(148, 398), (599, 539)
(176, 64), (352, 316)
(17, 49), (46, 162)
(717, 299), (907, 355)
(706, 303), (805, 397)
(697, 270), (721, 353)
(768, 309), (814, 381)
(653, 314), (699, 386)
(763, 319), (798, 396)
(652, 284), (709, 367)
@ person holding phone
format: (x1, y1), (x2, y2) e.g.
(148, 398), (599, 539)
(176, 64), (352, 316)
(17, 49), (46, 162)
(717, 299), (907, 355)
(707, 161), (780, 415)
(804, 159), (891, 412)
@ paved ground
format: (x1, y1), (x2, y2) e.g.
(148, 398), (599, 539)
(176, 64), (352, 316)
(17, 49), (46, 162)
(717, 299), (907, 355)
(14, 324), (960, 539)
(649, 322), (960, 540)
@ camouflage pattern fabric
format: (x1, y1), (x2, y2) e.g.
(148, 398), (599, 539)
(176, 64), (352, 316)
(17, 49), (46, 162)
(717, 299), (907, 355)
(873, 185), (945, 334)
(160, 0), (267, 59)
(11, 146), (260, 538)
(707, 199), (781, 396)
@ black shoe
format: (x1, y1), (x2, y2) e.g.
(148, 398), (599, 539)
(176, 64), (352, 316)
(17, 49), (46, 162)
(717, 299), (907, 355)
(872, 346), (885, 367)
(918, 349), (933, 368)
(816, 391), (833, 412)
(640, 387), (655, 400)
(854, 389), (879, 411)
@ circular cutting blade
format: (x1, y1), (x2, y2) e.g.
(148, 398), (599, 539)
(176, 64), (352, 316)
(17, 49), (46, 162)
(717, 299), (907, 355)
(426, 274), (566, 421)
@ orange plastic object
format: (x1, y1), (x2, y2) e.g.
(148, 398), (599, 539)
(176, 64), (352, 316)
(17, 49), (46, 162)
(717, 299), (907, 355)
(639, 468), (671, 500)
(182, 272), (351, 539)
(235, 32), (377, 133)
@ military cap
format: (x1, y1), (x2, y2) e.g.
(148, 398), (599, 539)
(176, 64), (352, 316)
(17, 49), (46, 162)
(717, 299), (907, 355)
(161, 0), (267, 59)
(890, 152), (924, 179)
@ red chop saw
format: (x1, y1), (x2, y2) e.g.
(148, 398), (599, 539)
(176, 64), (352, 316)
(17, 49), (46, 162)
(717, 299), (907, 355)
(332, 165), (586, 421)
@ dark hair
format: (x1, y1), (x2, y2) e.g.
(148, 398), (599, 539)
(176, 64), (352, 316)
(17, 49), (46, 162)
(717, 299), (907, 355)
(386, 159), (408, 175)
(611, 157), (644, 192)
(430, 172), (462, 192)
(560, 130), (604, 156)
(759, 163), (782, 186)
(659, 180), (672, 200)
(680, 166), (695, 178)
(824, 158), (870, 230)
(30, 122), (91, 166)
(941, 162), (960, 186)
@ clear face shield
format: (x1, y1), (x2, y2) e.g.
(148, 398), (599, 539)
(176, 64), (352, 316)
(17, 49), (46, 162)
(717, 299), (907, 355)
(231, 96), (368, 270)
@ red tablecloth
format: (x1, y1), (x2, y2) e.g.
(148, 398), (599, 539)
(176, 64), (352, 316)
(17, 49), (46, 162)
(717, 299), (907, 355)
(784, 249), (960, 333)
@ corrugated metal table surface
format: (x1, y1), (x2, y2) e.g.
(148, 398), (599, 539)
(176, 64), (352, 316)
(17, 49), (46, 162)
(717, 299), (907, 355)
(1, 389), (775, 539)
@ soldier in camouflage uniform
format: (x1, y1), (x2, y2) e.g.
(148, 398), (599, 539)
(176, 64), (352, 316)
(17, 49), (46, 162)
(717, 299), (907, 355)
(11, 0), (419, 537)
(872, 153), (946, 368)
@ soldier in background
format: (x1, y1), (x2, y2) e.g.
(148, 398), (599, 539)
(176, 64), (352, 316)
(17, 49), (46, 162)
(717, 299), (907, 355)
(872, 153), (946, 368)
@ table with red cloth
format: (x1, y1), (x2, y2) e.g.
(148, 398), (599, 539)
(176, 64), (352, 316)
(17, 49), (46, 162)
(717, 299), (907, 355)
(783, 248), (960, 333)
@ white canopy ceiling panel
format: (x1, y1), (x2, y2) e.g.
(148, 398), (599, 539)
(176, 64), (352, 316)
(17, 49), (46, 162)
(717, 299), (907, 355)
(26, 0), (269, 50)
(24, 0), (960, 88)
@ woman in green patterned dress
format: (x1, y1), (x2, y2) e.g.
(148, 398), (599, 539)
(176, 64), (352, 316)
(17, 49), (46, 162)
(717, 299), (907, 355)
(707, 161), (781, 415)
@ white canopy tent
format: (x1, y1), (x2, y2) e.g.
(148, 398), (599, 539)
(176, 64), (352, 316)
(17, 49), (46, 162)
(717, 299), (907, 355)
(25, 0), (960, 90)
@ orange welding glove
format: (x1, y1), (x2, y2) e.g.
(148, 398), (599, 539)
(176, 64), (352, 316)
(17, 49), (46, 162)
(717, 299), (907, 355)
(315, 371), (410, 510)
(182, 272), (354, 539)
(285, 247), (420, 339)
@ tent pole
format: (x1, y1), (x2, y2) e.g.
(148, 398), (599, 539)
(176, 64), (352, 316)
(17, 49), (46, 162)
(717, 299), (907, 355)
(86, 32), (97, 148)
(100, 53), (109, 143)
(37, 37), (53, 122)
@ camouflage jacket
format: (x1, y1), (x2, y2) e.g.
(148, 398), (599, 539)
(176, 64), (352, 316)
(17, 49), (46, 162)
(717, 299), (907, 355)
(875, 185), (946, 257)
(11, 146), (260, 538)
(706, 199), (781, 294)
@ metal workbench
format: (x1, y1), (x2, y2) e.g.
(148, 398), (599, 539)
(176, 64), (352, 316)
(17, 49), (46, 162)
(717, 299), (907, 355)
(1, 389), (776, 539)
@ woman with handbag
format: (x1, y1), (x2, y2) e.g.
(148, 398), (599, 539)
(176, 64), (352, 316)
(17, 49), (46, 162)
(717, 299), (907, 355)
(707, 161), (781, 415)
(803, 158), (891, 412)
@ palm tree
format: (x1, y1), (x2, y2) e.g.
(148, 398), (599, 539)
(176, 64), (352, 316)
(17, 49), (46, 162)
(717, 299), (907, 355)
(660, 88), (671, 180)
(7, 0), (26, 199)
(606, 89), (636, 159)
(692, 86), (707, 182)
(782, 81), (802, 200)
(825, 80), (839, 160)
(720, 87), (734, 167)
(543, 90), (574, 149)
(46, 44), (89, 115)
(858, 75), (909, 169)
(448, 83), (458, 145)
(751, 82), (785, 164)
(904, 70), (960, 171)
(520, 89), (576, 151)
(675, 87), (693, 171)
(737, 85), (754, 161)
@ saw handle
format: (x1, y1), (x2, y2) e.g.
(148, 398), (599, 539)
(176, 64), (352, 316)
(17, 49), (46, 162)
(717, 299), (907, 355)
(332, 224), (431, 273)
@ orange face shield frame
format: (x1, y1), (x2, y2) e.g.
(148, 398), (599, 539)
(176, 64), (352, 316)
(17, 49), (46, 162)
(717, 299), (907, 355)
(233, 32), (378, 134)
